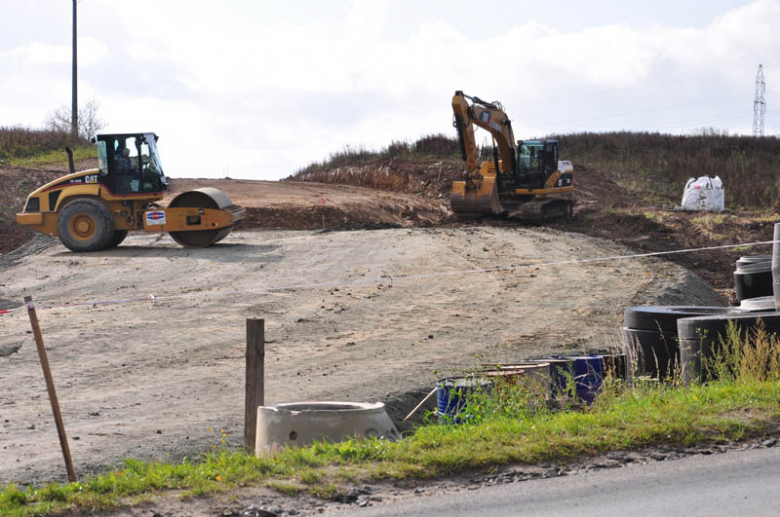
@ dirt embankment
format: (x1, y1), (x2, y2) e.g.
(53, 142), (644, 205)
(290, 156), (463, 200)
(165, 178), (452, 231)
(548, 164), (777, 297)
(0, 159), (99, 255)
(0, 168), (68, 254)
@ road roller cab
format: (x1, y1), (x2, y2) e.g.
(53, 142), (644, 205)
(93, 132), (169, 196)
(15, 132), (245, 252)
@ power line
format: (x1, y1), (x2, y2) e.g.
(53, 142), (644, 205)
(644, 110), (753, 131)
(539, 94), (753, 127)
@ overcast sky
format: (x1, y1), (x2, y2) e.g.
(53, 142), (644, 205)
(1, 0), (777, 180)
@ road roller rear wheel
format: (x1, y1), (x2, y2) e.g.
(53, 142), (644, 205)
(57, 198), (115, 252)
(105, 230), (129, 249)
(167, 187), (235, 248)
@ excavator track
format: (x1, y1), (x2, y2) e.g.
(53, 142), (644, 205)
(508, 198), (573, 224)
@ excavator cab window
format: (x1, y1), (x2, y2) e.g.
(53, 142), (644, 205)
(543, 141), (558, 180)
(516, 141), (546, 188)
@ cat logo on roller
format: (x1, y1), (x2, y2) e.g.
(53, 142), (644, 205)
(450, 91), (574, 222)
(15, 132), (246, 252)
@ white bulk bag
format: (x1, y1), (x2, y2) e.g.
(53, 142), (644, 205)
(680, 175), (724, 212)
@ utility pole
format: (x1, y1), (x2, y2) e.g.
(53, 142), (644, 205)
(753, 64), (766, 137)
(71, 0), (78, 139)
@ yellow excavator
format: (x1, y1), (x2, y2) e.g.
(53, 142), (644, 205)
(15, 132), (245, 252)
(451, 91), (574, 220)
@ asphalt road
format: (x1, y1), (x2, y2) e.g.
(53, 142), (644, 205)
(326, 446), (780, 516)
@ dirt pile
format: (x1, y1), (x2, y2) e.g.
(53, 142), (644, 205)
(166, 178), (453, 231)
(291, 156), (463, 200)
(0, 167), (68, 254)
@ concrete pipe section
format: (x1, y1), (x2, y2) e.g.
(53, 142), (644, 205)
(255, 401), (400, 456)
(740, 296), (776, 312)
(733, 260), (773, 302)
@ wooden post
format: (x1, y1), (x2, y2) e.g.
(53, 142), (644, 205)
(24, 296), (77, 483)
(244, 318), (265, 454)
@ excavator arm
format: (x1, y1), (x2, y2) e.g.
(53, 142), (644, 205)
(450, 91), (518, 215)
(452, 91), (517, 182)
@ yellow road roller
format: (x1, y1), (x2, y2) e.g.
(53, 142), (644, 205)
(15, 132), (245, 252)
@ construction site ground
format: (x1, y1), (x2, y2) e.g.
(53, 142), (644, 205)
(0, 160), (771, 488)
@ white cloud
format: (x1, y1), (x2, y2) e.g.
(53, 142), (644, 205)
(2, 37), (108, 67)
(2, 0), (778, 179)
(19, 41), (70, 66)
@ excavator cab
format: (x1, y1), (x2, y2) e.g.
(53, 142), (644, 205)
(92, 132), (169, 196)
(516, 140), (558, 189)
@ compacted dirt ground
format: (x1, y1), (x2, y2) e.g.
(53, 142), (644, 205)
(0, 221), (722, 486)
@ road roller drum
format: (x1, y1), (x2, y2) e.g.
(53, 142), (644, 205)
(165, 188), (245, 248)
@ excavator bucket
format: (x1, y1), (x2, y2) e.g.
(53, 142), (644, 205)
(165, 187), (244, 247)
(450, 178), (504, 217)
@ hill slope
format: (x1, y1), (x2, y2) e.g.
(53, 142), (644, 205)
(288, 132), (780, 295)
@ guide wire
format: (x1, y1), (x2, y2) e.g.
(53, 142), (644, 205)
(0, 239), (775, 316)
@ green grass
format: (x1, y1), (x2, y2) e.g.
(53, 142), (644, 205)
(0, 127), (93, 167)
(2, 381), (778, 515)
(9, 146), (95, 167)
(2, 325), (780, 516)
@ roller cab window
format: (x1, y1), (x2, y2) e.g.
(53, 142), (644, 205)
(93, 133), (168, 195)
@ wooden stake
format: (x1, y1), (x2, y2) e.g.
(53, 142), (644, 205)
(244, 318), (265, 454)
(403, 387), (437, 422)
(24, 295), (77, 483)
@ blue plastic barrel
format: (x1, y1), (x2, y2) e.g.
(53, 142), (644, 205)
(533, 358), (574, 398)
(436, 376), (492, 421)
(572, 355), (604, 404)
